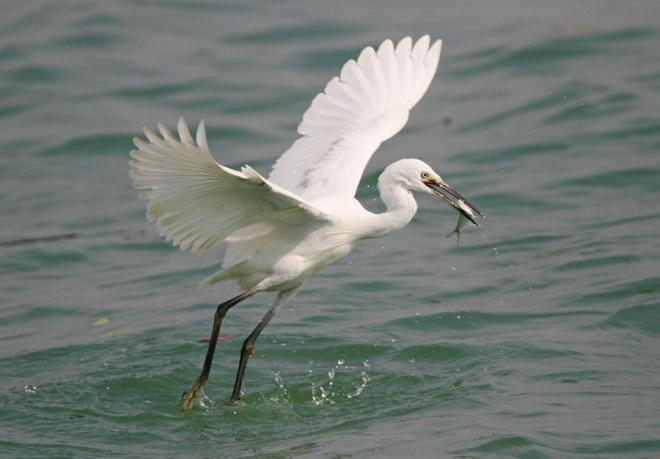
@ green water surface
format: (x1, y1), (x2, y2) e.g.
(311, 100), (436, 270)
(1, 0), (660, 457)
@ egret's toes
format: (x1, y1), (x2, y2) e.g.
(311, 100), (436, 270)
(180, 379), (204, 413)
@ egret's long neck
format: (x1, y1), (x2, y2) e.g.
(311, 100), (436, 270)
(363, 175), (418, 239)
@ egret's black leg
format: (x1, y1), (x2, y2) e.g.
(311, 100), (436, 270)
(180, 287), (257, 413)
(230, 285), (301, 403)
(229, 305), (276, 403)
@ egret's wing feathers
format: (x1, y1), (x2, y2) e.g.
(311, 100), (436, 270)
(129, 118), (327, 255)
(269, 36), (442, 200)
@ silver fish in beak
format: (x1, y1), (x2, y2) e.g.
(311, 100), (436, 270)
(447, 207), (470, 246)
(424, 180), (486, 226)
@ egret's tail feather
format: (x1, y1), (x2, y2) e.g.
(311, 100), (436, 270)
(198, 261), (249, 289)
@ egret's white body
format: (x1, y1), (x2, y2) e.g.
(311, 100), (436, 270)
(129, 36), (484, 410)
(204, 160), (427, 292)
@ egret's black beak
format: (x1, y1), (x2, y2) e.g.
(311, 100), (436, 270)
(424, 180), (486, 227)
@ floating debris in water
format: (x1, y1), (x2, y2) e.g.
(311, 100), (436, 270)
(24, 384), (37, 394)
(102, 325), (134, 338)
(92, 317), (109, 327)
(0, 232), (79, 247)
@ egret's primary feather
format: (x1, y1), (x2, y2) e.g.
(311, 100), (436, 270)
(129, 119), (328, 256)
(268, 36), (442, 201)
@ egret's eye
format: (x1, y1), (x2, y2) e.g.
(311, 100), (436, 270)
(421, 171), (430, 180)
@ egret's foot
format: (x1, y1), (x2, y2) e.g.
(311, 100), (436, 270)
(180, 378), (205, 413)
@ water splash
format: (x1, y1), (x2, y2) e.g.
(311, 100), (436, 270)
(270, 370), (290, 403)
(311, 359), (371, 405)
(347, 367), (370, 399)
(199, 390), (213, 409)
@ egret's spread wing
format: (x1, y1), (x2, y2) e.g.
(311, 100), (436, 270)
(269, 36), (442, 201)
(129, 118), (327, 255)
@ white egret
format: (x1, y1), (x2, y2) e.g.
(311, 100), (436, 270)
(129, 36), (485, 412)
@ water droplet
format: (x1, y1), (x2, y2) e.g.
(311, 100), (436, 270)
(273, 371), (288, 400)
(328, 368), (335, 381)
(24, 384), (37, 394)
(456, 315), (461, 319)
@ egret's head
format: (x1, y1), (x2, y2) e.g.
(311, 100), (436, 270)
(381, 158), (486, 226)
